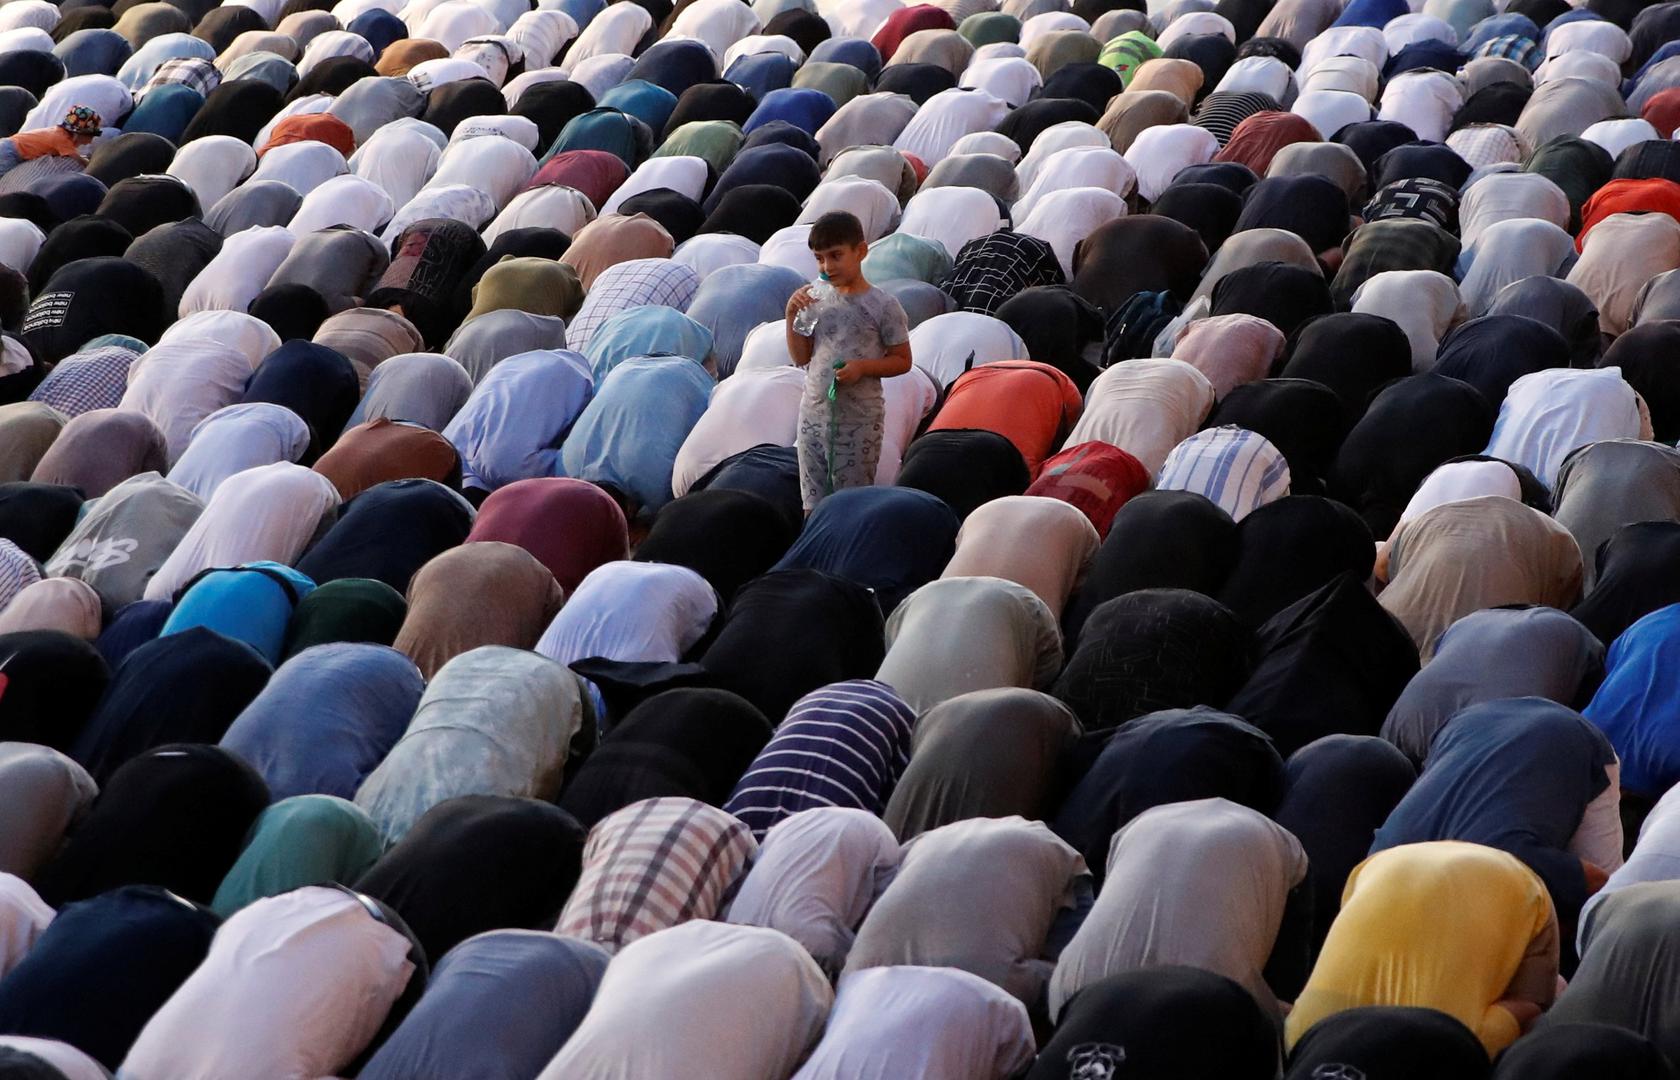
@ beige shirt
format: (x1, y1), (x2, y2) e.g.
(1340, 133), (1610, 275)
(941, 496), (1099, 620)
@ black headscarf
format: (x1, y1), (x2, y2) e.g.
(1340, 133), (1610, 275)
(0, 631), (110, 752)
(1432, 313), (1571, 407)
(1167, 32), (1236, 94)
(514, 80), (596, 149)
(1232, 174), (1351, 255)
(662, 79), (755, 138)
(1601, 321), (1680, 441)
(1217, 495), (1373, 627)
(0, 193), (52, 235)
(1371, 142), (1471, 191)
(894, 428), (1032, 519)
(283, 54), (375, 103)
(1330, 373), (1495, 537)
(1527, 135), (1614, 231)
(69, 626), (272, 784)
(84, 131), (176, 187)
(1064, 491), (1238, 642)
(33, 743), (270, 906)
(872, 62), (956, 104)
(1040, 62), (1124, 113)
(1632, 2), (1680, 69)
(0, 885), (219, 1069)
(367, 218), (486, 347)
(0, 482), (83, 561)
(94, 174), (200, 237)
(1027, 967), (1279, 1080)
(1451, 81), (1531, 130)
(420, 78), (506, 136)
(1486, 274), (1602, 367)
(0, 87), (35, 139)
(557, 688), (772, 825)
(1071, 215), (1209, 312)
(1174, 160), (1259, 195)
(1053, 588), (1252, 730)
(20, 256), (166, 362)
(95, 600), (171, 671)
(1274, 736), (1416, 956)
(633, 488), (797, 599)
(0, 52), (65, 98)
(296, 479), (476, 595)
(618, 187), (705, 244)
(1493, 1023), (1676, 1079)
(1151, 182), (1244, 256)
(239, 339), (360, 460)
(1209, 261), (1334, 339)
(1207, 379), (1347, 494)
(674, 438), (795, 518)
(697, 568), (884, 724)
(1285, 1006), (1489, 1080)
(1052, 706), (1285, 880)
(698, 183), (801, 243)
(190, 4), (265, 49)
(994, 286), (1105, 392)
(1333, 120), (1420, 175)
(996, 97), (1101, 155)
(701, 142), (820, 213)
(26, 214), (132, 294)
(353, 794), (588, 964)
(178, 78), (283, 143)
(124, 216), (222, 315)
(248, 284), (330, 342)
(1225, 573), (1420, 756)
(1573, 521), (1680, 645)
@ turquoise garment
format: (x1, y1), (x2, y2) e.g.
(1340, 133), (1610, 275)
(579, 304), (714, 381)
(599, 79), (678, 136)
(210, 795), (385, 916)
(159, 562), (316, 664)
(121, 84), (204, 142)
(560, 355), (714, 512)
(543, 107), (652, 167)
(82, 333), (147, 353)
(861, 231), (955, 284)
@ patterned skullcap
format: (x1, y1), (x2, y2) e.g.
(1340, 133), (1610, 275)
(58, 106), (101, 136)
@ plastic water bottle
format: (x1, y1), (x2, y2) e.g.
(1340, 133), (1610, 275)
(793, 274), (835, 335)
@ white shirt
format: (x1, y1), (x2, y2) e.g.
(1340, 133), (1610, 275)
(725, 807), (902, 974)
(1124, 123), (1219, 202)
(1013, 145), (1136, 220)
(167, 403), (311, 503)
(958, 56), (1042, 107)
(1485, 367), (1645, 490)
(1017, 187), (1128, 278)
(893, 87), (1010, 166)
(535, 559), (718, 665)
(0, 874), (50, 981)
(602, 156), (711, 215)
(897, 187), (1004, 266)
(484, 185), (598, 245)
(142, 462), (342, 600)
(290, 174), (397, 235)
(251, 140), (350, 197)
(166, 136), (257, 214)
(424, 135), (537, 212)
(121, 887), (416, 1080)
(797, 175), (901, 242)
(1350, 270), (1467, 371)
(672, 365), (805, 496)
(907, 312), (1028, 388)
(1066, 357), (1217, 476)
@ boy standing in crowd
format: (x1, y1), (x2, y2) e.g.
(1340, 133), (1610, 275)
(785, 211), (913, 516)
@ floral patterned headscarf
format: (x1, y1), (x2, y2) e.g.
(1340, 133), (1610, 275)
(58, 106), (101, 136)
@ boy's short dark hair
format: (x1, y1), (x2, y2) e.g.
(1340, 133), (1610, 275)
(808, 211), (866, 250)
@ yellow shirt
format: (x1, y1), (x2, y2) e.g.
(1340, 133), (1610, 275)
(1284, 841), (1558, 1056)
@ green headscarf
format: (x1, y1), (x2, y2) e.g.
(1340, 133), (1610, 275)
(210, 795), (385, 917)
(283, 578), (408, 659)
(1099, 30), (1163, 87)
(653, 120), (745, 175)
(959, 11), (1021, 46)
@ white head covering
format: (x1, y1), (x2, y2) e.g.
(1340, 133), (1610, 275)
(506, 8), (579, 66)
(1485, 367), (1645, 490)
(670, 0), (761, 62)
(1350, 269), (1467, 370)
(564, 1), (655, 72)
(177, 225), (299, 321)
(602, 155), (711, 214)
(120, 887), (417, 1080)
(141, 462), (343, 600)
(1066, 357), (1217, 476)
(165, 136), (257, 213)
(1396, 459), (1525, 533)
(892, 86), (1011, 165)
(797, 175), (901, 241)
(381, 183), (498, 242)
(672, 231), (762, 280)
(251, 140), (351, 196)
(166, 402), (313, 502)
(1017, 187), (1128, 278)
(958, 56), (1043, 107)
(1124, 123), (1220, 202)
(483, 184), (598, 244)
(1014, 145), (1136, 220)
(424, 135), (536, 211)
(907, 311), (1029, 388)
(897, 187), (1004, 265)
(447, 113), (542, 151)
(290, 173), (398, 235)
(297, 29), (375, 75)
